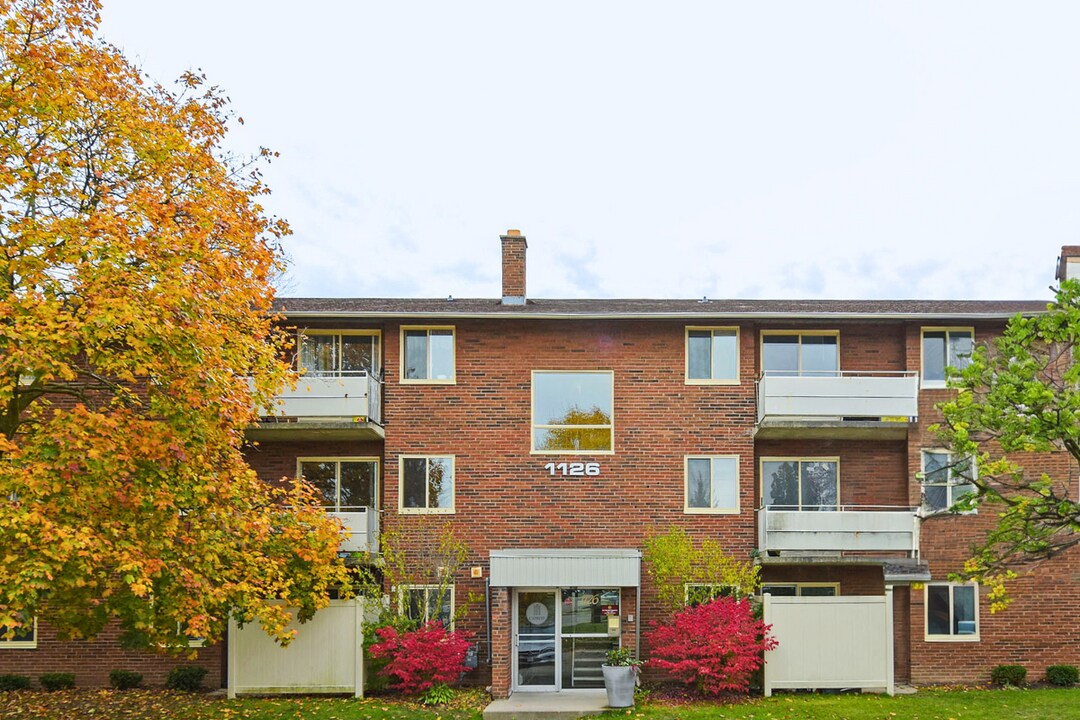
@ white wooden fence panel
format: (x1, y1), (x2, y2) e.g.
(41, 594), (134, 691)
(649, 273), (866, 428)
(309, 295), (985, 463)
(228, 599), (364, 697)
(763, 591), (893, 696)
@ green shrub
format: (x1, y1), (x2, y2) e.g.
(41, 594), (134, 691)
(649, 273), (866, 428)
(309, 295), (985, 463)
(109, 669), (143, 690)
(420, 683), (455, 705)
(990, 664), (1027, 687)
(1046, 664), (1079, 686)
(165, 665), (208, 692)
(39, 673), (75, 691)
(0, 674), (32, 691)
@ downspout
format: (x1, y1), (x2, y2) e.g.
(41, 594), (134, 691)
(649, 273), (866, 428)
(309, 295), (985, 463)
(485, 577), (492, 664)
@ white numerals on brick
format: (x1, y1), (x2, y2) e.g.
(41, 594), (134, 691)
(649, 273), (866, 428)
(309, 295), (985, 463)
(544, 462), (601, 477)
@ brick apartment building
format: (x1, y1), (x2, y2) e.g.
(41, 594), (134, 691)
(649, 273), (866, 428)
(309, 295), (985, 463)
(3, 233), (1079, 694)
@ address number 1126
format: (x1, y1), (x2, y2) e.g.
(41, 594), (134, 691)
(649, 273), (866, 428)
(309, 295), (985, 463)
(544, 462), (601, 477)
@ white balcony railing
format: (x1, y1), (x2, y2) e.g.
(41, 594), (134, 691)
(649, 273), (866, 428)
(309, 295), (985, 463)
(257, 373), (382, 424)
(757, 506), (920, 555)
(756, 371), (918, 424)
(330, 508), (379, 554)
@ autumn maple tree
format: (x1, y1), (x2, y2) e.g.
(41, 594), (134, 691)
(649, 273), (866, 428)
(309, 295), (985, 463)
(0, 0), (350, 648)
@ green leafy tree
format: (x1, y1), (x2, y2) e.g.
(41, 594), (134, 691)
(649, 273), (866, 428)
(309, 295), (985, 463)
(936, 280), (1080, 610)
(643, 526), (760, 613)
(0, 0), (350, 648)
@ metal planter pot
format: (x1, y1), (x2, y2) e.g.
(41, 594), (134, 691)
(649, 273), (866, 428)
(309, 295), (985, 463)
(601, 665), (636, 708)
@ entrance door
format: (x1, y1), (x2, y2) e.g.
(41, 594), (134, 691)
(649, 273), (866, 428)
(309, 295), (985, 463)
(515, 590), (557, 689)
(514, 588), (621, 691)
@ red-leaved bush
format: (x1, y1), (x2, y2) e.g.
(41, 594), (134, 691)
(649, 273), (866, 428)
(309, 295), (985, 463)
(645, 597), (778, 695)
(368, 621), (473, 694)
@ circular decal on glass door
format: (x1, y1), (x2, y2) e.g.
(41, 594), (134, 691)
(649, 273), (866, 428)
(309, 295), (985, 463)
(525, 602), (550, 625)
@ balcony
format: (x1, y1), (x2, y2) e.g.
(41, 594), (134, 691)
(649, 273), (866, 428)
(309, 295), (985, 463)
(331, 508), (379, 555)
(755, 371), (918, 439)
(757, 506), (920, 556)
(247, 373), (384, 441)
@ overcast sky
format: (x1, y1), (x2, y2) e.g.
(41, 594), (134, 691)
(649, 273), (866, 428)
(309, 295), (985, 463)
(100, 2), (1080, 301)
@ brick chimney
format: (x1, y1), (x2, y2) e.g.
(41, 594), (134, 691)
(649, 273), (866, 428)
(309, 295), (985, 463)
(1057, 246), (1080, 282)
(501, 229), (527, 305)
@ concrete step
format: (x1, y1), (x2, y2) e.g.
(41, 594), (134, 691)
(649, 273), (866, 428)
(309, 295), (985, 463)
(483, 689), (612, 720)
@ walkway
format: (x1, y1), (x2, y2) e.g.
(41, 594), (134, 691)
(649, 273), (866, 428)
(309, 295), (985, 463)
(483, 689), (613, 720)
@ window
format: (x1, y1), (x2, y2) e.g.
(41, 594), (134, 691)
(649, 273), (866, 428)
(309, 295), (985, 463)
(0, 615), (36, 649)
(685, 456), (739, 513)
(761, 583), (839, 597)
(400, 456), (454, 513)
(921, 450), (976, 513)
(684, 583), (739, 606)
(686, 327), (739, 384)
(760, 458), (839, 511)
(400, 585), (454, 628)
(298, 331), (380, 376)
(531, 371), (614, 453)
(401, 326), (455, 383)
(298, 458), (378, 510)
(925, 583), (979, 640)
(761, 331), (839, 376)
(921, 328), (973, 387)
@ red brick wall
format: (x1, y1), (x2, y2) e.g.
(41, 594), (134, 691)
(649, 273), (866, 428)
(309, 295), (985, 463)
(0, 621), (221, 689)
(903, 320), (1080, 683)
(380, 318), (760, 677)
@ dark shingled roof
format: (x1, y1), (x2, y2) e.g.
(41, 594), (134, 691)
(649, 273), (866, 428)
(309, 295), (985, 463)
(272, 297), (1050, 319)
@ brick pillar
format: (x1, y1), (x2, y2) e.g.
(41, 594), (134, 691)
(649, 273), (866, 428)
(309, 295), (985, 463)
(892, 585), (912, 683)
(500, 230), (527, 305)
(490, 587), (512, 698)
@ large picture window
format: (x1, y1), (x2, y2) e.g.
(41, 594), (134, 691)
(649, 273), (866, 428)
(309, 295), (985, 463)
(531, 371), (614, 453)
(686, 327), (739, 384)
(761, 332), (839, 377)
(685, 456), (739, 513)
(921, 328), (973, 387)
(925, 583), (979, 641)
(921, 450), (976, 513)
(401, 326), (455, 383)
(298, 331), (380, 376)
(298, 458), (378, 510)
(760, 458), (839, 511)
(400, 456), (454, 513)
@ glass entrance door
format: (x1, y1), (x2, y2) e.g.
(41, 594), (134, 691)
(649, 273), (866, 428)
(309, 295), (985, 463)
(515, 591), (557, 689)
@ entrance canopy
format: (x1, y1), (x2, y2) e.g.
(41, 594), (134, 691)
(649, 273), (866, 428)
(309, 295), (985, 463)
(489, 549), (641, 588)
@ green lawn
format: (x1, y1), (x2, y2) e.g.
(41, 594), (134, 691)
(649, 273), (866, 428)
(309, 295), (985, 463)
(0, 687), (1077, 720)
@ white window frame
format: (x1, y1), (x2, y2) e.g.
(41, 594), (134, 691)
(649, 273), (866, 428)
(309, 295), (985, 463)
(920, 449), (977, 514)
(296, 457), (380, 511)
(530, 370), (615, 455)
(398, 584), (455, 629)
(684, 455), (740, 514)
(761, 583), (840, 597)
(400, 326), (456, 384)
(920, 327), (975, 389)
(398, 455), (455, 514)
(684, 583), (741, 606)
(924, 582), (980, 642)
(296, 329), (381, 376)
(759, 457), (840, 511)
(0, 616), (37, 649)
(685, 326), (740, 385)
(759, 330), (841, 377)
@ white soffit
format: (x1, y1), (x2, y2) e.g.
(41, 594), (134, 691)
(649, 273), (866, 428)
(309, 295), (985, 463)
(489, 549), (641, 588)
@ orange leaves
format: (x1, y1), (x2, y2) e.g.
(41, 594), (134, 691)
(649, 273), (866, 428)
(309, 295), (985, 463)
(0, 0), (346, 652)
